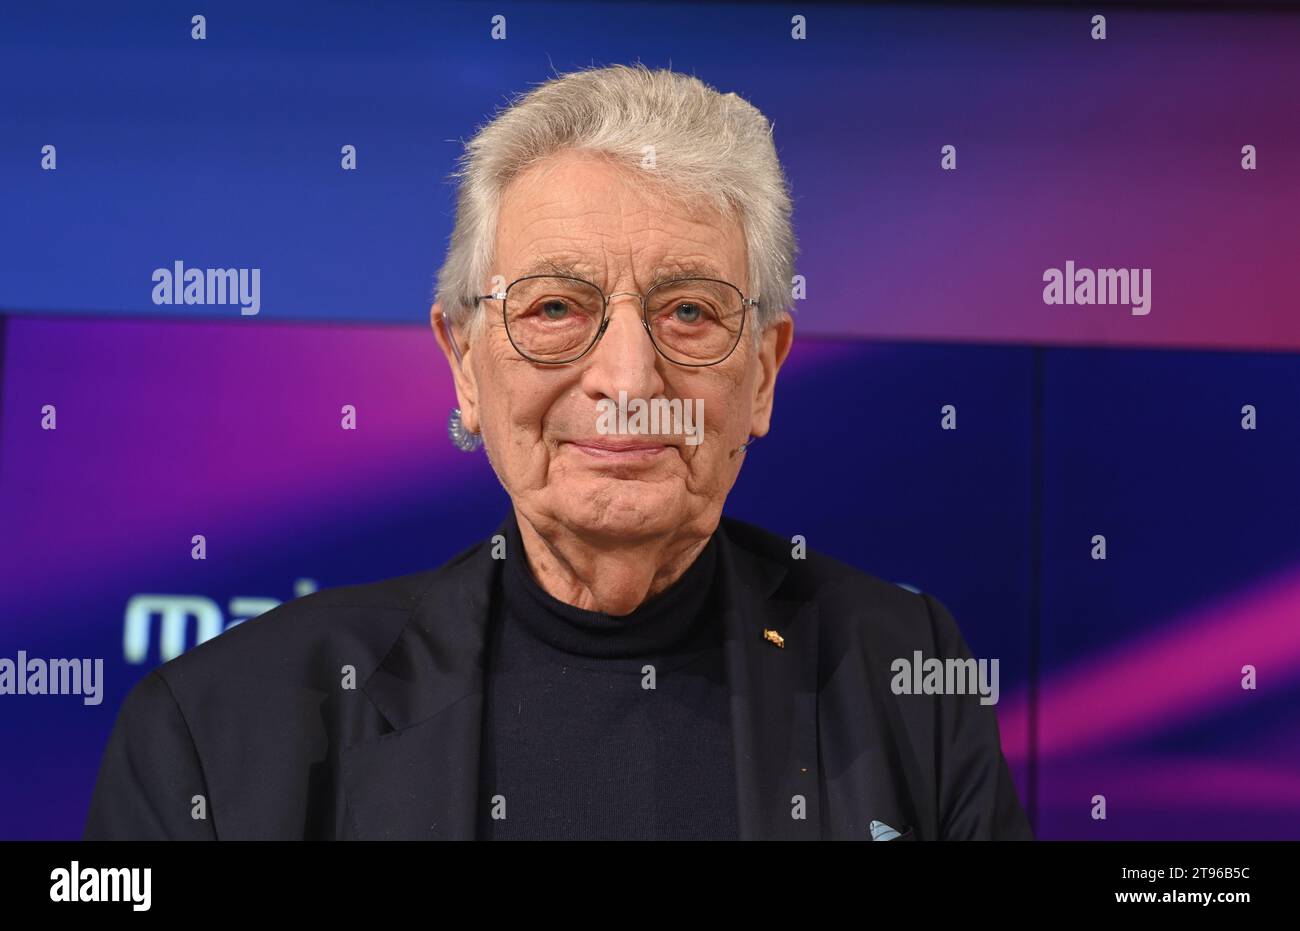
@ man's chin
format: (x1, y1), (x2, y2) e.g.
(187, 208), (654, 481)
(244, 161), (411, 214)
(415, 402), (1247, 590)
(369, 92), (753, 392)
(546, 485), (686, 541)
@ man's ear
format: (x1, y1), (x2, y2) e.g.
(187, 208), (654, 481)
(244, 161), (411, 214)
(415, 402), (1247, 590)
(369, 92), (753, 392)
(749, 313), (794, 438)
(431, 301), (481, 433)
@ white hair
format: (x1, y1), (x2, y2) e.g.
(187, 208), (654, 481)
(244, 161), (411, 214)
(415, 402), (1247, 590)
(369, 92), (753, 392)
(434, 64), (796, 340)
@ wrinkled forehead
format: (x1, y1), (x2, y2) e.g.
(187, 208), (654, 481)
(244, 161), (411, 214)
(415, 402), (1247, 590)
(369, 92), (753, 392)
(503, 256), (736, 292)
(492, 151), (748, 291)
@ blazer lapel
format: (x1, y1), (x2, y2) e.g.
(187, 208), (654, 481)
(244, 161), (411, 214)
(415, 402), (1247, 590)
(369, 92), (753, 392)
(340, 535), (498, 840)
(717, 522), (822, 840)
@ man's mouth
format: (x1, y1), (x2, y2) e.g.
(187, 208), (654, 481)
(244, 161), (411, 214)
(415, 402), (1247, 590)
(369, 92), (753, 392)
(563, 438), (673, 461)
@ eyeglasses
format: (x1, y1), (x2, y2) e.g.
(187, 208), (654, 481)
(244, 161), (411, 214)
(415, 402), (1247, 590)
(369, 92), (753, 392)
(473, 274), (759, 366)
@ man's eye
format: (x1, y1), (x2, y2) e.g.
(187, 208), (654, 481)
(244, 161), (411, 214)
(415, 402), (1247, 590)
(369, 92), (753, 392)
(541, 300), (569, 320)
(673, 302), (703, 323)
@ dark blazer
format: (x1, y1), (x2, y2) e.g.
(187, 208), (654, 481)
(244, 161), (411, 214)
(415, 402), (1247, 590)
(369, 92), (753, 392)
(84, 514), (1033, 841)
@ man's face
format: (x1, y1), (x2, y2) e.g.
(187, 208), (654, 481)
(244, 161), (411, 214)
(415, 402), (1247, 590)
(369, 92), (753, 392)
(438, 149), (791, 543)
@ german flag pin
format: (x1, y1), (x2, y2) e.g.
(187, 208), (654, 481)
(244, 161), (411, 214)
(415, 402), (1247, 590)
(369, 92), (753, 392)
(763, 628), (785, 649)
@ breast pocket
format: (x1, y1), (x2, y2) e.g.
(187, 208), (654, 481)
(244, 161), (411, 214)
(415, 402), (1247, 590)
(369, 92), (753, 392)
(869, 819), (916, 841)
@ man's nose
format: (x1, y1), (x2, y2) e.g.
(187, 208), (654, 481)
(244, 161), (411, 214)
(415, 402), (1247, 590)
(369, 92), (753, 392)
(579, 294), (663, 401)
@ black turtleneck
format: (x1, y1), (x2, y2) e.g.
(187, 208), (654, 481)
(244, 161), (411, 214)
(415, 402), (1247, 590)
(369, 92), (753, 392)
(476, 511), (738, 840)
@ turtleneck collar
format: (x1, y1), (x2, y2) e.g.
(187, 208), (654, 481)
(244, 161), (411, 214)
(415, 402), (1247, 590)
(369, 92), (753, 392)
(499, 510), (720, 659)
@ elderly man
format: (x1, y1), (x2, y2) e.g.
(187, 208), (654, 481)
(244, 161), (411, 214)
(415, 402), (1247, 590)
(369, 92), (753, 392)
(85, 65), (1031, 841)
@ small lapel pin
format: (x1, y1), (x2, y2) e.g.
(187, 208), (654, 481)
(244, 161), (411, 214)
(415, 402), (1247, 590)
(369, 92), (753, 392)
(763, 628), (785, 648)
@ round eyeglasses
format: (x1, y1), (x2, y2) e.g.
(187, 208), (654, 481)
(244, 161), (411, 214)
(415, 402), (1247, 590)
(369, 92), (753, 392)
(473, 275), (759, 366)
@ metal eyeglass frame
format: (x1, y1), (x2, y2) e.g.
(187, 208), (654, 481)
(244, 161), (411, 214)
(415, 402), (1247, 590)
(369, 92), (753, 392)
(473, 273), (760, 366)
